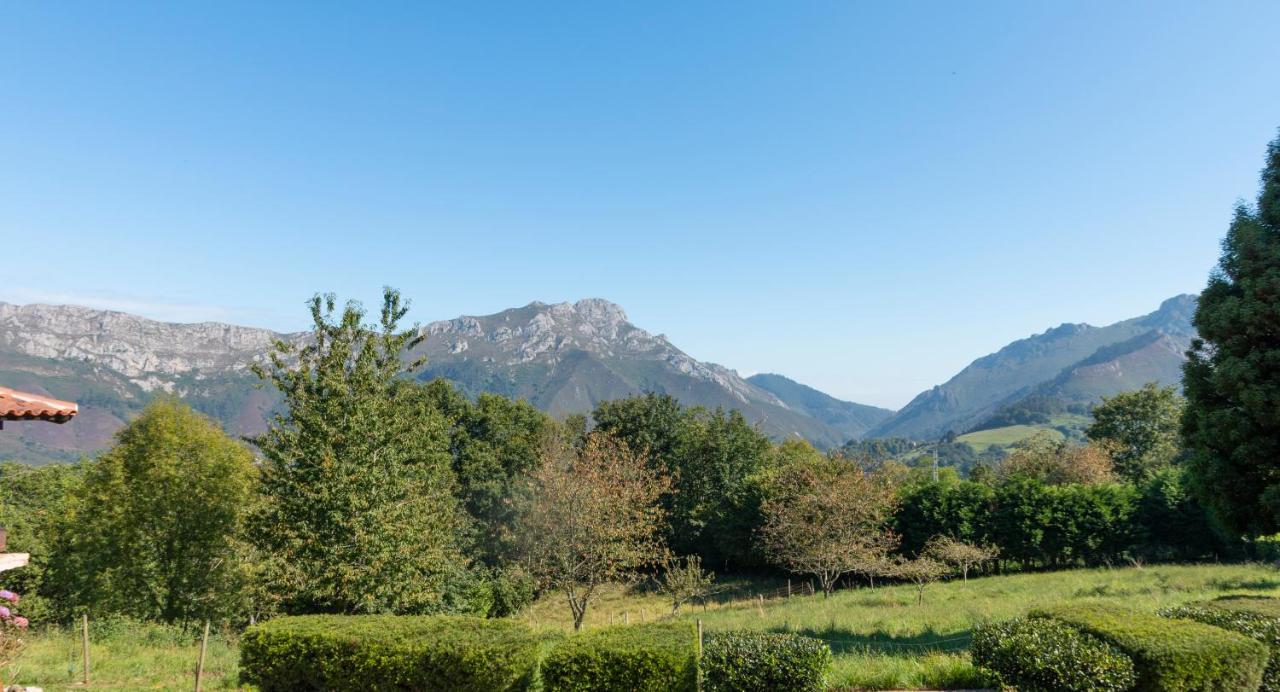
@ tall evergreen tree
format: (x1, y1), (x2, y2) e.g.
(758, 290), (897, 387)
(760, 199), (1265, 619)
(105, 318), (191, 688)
(250, 289), (468, 614)
(1183, 131), (1280, 536)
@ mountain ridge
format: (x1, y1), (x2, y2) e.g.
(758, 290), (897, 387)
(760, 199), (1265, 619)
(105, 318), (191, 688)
(0, 298), (875, 462)
(868, 294), (1197, 440)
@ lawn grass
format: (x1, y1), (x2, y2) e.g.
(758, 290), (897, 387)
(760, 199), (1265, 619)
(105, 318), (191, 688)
(9, 563), (1280, 690)
(7, 621), (241, 691)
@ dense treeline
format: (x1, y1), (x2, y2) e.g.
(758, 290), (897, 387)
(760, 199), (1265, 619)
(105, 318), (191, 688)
(0, 290), (1234, 631)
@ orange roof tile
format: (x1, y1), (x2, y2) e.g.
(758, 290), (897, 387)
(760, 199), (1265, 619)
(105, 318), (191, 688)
(0, 387), (78, 424)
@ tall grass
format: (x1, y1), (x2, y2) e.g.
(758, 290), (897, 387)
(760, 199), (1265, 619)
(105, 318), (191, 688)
(8, 619), (241, 690)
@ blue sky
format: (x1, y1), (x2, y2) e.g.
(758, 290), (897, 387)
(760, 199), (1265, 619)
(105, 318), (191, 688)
(3, 2), (1278, 409)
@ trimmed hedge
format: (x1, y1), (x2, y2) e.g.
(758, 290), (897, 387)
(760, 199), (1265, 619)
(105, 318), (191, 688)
(1034, 603), (1268, 691)
(239, 614), (550, 691)
(1162, 597), (1280, 691)
(702, 630), (831, 692)
(541, 622), (698, 692)
(971, 617), (1136, 691)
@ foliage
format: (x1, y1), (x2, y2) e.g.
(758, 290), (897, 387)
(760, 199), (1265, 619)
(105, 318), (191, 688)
(1034, 602), (1268, 691)
(1135, 467), (1227, 562)
(1183, 131), (1280, 536)
(592, 395), (775, 568)
(55, 398), (256, 623)
(541, 622), (698, 692)
(1162, 597), (1280, 692)
(923, 535), (998, 582)
(424, 380), (554, 565)
(971, 616), (1135, 692)
(519, 432), (670, 630)
(249, 289), (470, 615)
(888, 556), (950, 604)
(702, 630), (832, 692)
(0, 462), (84, 621)
(759, 456), (898, 597)
(999, 433), (1115, 486)
(239, 614), (547, 691)
(1087, 383), (1185, 483)
(895, 478), (995, 556)
(657, 554), (716, 614)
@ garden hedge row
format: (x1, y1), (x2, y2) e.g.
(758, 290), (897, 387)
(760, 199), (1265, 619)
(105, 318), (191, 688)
(1033, 603), (1268, 691)
(239, 614), (551, 691)
(540, 621), (698, 692)
(971, 616), (1136, 691)
(701, 630), (831, 692)
(1162, 597), (1280, 692)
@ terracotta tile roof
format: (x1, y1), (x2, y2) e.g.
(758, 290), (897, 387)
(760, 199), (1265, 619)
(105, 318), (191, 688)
(0, 387), (78, 423)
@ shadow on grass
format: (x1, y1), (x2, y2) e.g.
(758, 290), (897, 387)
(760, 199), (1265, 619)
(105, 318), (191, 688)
(1209, 577), (1280, 591)
(770, 624), (972, 656)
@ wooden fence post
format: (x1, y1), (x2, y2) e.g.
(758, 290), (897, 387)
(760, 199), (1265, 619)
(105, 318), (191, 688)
(787, 579), (792, 598)
(194, 620), (210, 692)
(696, 619), (704, 692)
(82, 613), (91, 686)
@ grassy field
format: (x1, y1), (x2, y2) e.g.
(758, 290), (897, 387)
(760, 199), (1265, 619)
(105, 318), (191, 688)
(8, 563), (1280, 690)
(526, 563), (1280, 690)
(957, 424), (1064, 451)
(7, 620), (241, 691)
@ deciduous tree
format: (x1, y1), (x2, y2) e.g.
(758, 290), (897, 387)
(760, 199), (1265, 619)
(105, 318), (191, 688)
(59, 398), (256, 623)
(250, 289), (468, 615)
(759, 457), (898, 598)
(1087, 383), (1184, 482)
(923, 535), (998, 582)
(518, 432), (669, 630)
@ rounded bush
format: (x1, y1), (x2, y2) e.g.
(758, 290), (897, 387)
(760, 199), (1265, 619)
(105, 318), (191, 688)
(1035, 603), (1268, 692)
(1163, 598), (1280, 692)
(971, 617), (1136, 692)
(542, 622), (698, 692)
(239, 614), (547, 691)
(702, 630), (831, 692)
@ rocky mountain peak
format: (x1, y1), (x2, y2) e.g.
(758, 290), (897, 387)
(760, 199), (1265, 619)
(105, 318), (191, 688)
(0, 302), (282, 387)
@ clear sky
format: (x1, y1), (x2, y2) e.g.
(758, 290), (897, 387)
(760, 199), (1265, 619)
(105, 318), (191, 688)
(3, 2), (1279, 409)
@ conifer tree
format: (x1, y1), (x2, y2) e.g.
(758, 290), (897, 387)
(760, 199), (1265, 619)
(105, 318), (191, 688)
(1183, 131), (1280, 536)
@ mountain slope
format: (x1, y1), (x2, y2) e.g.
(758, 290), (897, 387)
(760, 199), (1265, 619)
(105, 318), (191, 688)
(868, 295), (1197, 440)
(746, 373), (894, 441)
(0, 299), (877, 462)
(408, 299), (860, 447)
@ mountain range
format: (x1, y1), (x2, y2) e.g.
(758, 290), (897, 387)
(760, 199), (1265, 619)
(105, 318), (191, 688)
(0, 294), (1197, 463)
(866, 294), (1197, 440)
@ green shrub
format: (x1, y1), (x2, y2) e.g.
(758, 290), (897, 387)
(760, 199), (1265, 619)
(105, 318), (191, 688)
(542, 622), (698, 692)
(1162, 597), (1280, 691)
(702, 630), (830, 692)
(239, 614), (547, 691)
(970, 617), (1136, 691)
(1034, 603), (1268, 691)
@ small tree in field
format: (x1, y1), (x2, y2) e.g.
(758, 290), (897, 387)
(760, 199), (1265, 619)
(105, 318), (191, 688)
(657, 554), (717, 614)
(519, 432), (669, 631)
(924, 535), (999, 582)
(759, 458), (898, 598)
(890, 556), (950, 605)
